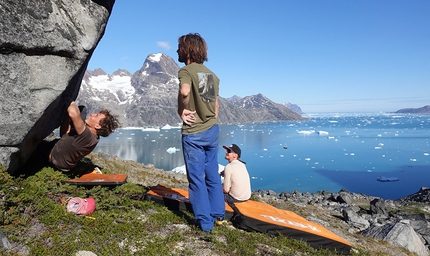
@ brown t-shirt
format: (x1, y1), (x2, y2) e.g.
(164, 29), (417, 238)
(50, 127), (99, 170)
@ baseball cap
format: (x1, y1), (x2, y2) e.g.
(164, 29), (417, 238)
(222, 144), (241, 158)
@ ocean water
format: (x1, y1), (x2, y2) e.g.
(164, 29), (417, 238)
(94, 113), (430, 200)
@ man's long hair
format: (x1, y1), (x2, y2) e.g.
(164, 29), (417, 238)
(178, 33), (208, 64)
(97, 109), (121, 137)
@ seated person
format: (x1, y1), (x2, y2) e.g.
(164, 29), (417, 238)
(221, 144), (251, 204)
(45, 101), (120, 172)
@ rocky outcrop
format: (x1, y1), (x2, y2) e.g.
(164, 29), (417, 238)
(254, 187), (430, 255)
(362, 220), (429, 256)
(0, 1), (115, 174)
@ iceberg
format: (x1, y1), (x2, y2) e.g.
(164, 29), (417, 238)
(161, 124), (182, 129)
(297, 130), (315, 135)
(377, 176), (399, 182)
(166, 147), (180, 154)
(317, 131), (329, 135)
(142, 127), (160, 132)
(171, 164), (225, 174)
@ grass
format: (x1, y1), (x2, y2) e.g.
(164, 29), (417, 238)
(0, 157), (421, 256)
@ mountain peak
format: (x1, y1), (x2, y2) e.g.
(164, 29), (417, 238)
(147, 52), (164, 62)
(112, 69), (132, 77)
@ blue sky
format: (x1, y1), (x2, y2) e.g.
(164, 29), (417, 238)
(88, 1), (430, 113)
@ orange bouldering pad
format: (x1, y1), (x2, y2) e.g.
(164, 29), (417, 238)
(144, 184), (234, 214)
(63, 173), (127, 186)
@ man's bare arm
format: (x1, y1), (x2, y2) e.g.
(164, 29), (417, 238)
(68, 102), (86, 135)
(177, 83), (196, 125)
(59, 112), (71, 137)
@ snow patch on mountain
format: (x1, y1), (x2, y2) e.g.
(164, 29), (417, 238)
(85, 74), (134, 104)
(148, 53), (163, 62)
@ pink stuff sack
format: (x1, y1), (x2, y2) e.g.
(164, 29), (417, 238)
(67, 197), (96, 215)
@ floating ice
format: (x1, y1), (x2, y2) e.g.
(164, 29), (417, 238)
(142, 127), (160, 132)
(424, 153), (429, 156)
(166, 147), (180, 154)
(171, 164), (225, 174)
(161, 124), (180, 130)
(377, 176), (399, 182)
(297, 130), (315, 134)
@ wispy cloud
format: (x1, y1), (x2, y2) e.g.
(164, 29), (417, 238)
(157, 41), (170, 50)
(121, 56), (129, 61)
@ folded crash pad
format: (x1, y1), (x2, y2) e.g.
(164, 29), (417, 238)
(63, 173), (128, 186)
(144, 184), (351, 254)
(143, 184), (234, 217)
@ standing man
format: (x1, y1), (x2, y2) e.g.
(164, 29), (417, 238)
(177, 33), (224, 232)
(221, 144), (251, 204)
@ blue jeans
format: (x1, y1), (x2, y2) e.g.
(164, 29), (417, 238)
(182, 125), (225, 232)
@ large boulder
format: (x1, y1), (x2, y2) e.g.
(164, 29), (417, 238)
(342, 206), (370, 231)
(0, 0), (115, 174)
(362, 220), (428, 256)
(370, 198), (388, 216)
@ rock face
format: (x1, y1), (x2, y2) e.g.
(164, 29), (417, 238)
(0, 0), (115, 174)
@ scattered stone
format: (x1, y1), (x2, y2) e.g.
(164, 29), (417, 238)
(76, 251), (97, 256)
(370, 198), (388, 216)
(337, 192), (352, 204)
(342, 207), (370, 230)
(0, 230), (11, 250)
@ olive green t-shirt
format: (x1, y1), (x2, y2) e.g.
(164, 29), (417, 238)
(178, 63), (220, 134)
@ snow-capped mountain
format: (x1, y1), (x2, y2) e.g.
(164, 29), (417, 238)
(78, 52), (305, 127)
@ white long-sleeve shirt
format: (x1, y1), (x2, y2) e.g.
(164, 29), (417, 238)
(222, 160), (251, 201)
